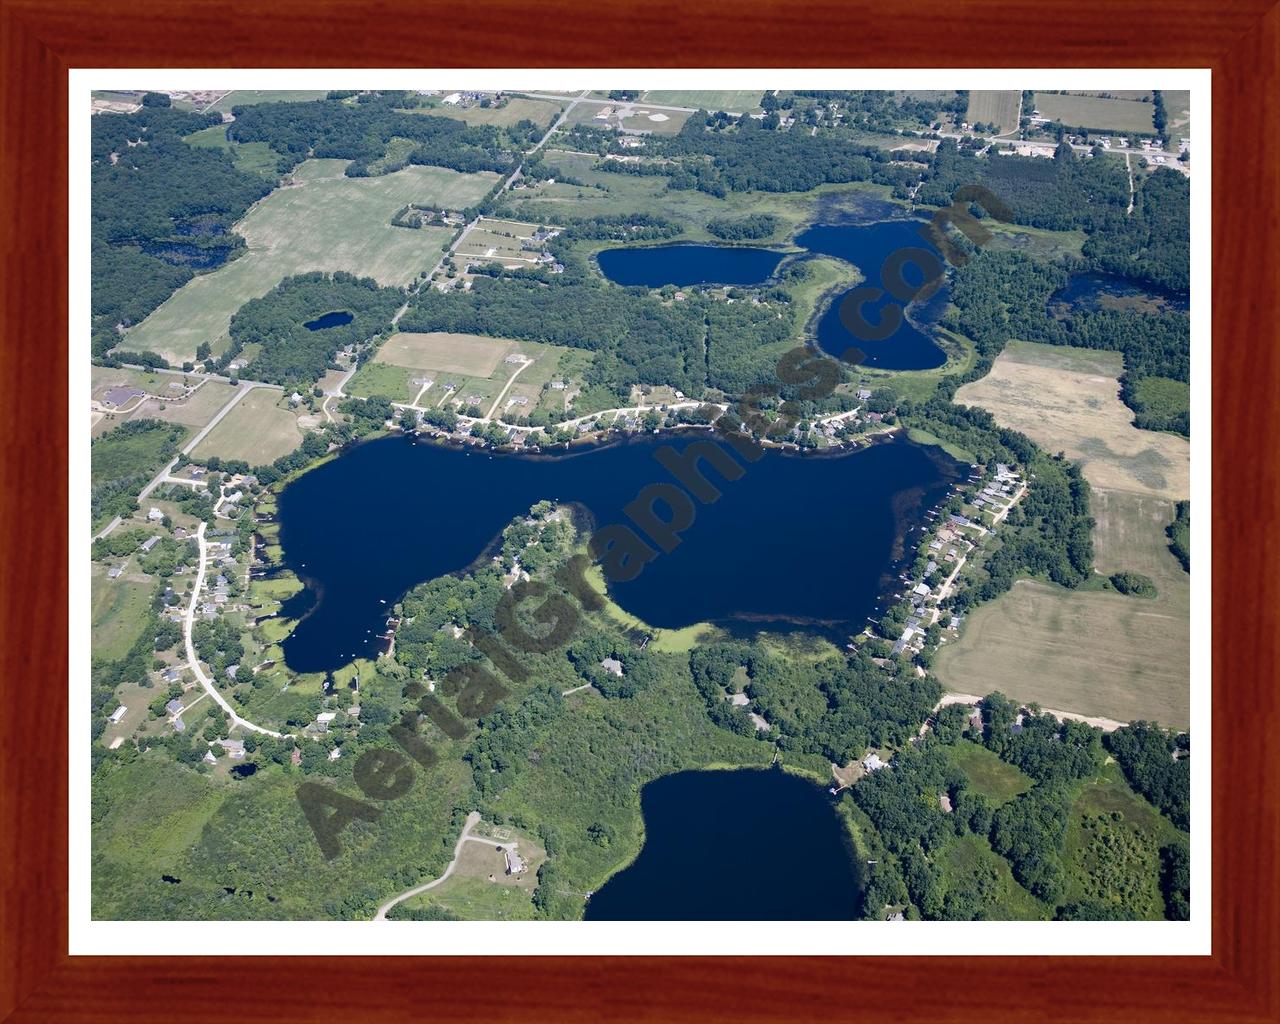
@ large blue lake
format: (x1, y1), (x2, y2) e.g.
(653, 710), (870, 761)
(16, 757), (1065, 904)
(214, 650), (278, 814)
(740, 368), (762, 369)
(595, 244), (788, 287)
(585, 768), (862, 920)
(275, 433), (960, 673)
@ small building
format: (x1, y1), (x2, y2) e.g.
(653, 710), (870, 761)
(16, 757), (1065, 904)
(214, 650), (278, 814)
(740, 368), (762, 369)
(107, 565), (125, 580)
(165, 698), (184, 716)
(863, 752), (886, 772)
(226, 664), (240, 680)
(140, 535), (160, 553)
(600, 657), (623, 677)
(913, 583), (931, 598)
(217, 739), (245, 759)
(328, 747), (342, 761)
(147, 507), (164, 522)
(103, 385), (145, 407)
(503, 845), (525, 875)
(856, 388), (872, 400)
(441, 92), (463, 105)
(108, 705), (127, 725)
(171, 718), (186, 733)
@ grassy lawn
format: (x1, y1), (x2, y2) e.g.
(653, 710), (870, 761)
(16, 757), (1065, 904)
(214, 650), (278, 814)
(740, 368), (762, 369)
(947, 740), (1033, 805)
(91, 568), (154, 661)
(965, 91), (1022, 134)
(345, 362), (416, 403)
(955, 340), (1189, 500)
(1033, 92), (1157, 134)
(191, 388), (303, 465)
(120, 162), (498, 364)
(399, 829), (546, 920)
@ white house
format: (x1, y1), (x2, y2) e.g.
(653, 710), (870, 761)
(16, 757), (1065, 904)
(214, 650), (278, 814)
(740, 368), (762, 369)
(108, 705), (127, 725)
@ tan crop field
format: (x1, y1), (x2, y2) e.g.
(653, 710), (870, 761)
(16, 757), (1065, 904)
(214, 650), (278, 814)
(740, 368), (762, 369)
(191, 388), (303, 465)
(119, 162), (499, 364)
(1033, 92), (1156, 133)
(934, 576), (1189, 728)
(965, 91), (1021, 134)
(954, 341), (1189, 500)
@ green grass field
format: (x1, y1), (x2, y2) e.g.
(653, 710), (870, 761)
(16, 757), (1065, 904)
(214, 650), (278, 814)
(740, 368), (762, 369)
(183, 123), (280, 178)
(940, 832), (1050, 919)
(420, 96), (564, 130)
(947, 740), (1034, 805)
(965, 91), (1021, 134)
(640, 90), (765, 112)
(345, 362), (416, 403)
(1133, 376), (1190, 427)
(208, 90), (328, 113)
(91, 569), (155, 661)
(1062, 761), (1185, 917)
(191, 388), (303, 465)
(375, 332), (516, 378)
(1034, 92), (1156, 134)
(120, 163), (498, 364)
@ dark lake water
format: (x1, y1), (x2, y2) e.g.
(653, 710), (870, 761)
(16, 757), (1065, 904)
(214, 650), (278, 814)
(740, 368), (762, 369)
(596, 244), (787, 287)
(1049, 272), (1189, 316)
(797, 220), (950, 371)
(275, 433), (960, 673)
(584, 768), (862, 920)
(304, 310), (355, 331)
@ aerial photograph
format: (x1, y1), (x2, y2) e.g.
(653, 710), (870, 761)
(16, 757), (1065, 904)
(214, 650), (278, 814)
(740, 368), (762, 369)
(87, 86), (1192, 924)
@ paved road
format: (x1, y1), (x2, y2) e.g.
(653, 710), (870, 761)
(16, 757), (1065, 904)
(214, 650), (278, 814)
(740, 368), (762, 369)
(183, 521), (284, 738)
(373, 812), (513, 921)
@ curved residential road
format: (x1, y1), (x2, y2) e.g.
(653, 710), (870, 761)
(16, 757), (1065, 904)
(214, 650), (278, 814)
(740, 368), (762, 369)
(373, 812), (512, 920)
(375, 812), (480, 920)
(184, 521), (284, 738)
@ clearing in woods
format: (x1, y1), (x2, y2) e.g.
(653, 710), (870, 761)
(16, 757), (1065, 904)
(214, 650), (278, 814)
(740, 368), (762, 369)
(191, 388), (304, 465)
(954, 341), (1189, 501)
(119, 162), (500, 365)
(965, 91), (1022, 134)
(419, 96), (565, 129)
(1032, 92), (1157, 134)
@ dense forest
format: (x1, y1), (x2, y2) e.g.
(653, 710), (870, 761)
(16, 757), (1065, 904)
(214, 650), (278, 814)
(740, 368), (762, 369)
(91, 107), (274, 359)
(224, 272), (403, 386)
(226, 93), (519, 177)
(1082, 170), (1191, 294)
(917, 141), (1131, 232)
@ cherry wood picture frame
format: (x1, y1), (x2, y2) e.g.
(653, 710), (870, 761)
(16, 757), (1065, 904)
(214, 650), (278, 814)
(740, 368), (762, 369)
(2, 1), (1276, 1020)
